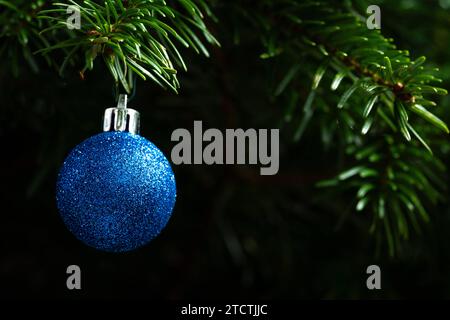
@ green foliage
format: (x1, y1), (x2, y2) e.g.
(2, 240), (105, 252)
(1, 0), (219, 92)
(1, 0), (449, 256)
(39, 0), (218, 93)
(234, 0), (449, 255)
(0, 0), (51, 75)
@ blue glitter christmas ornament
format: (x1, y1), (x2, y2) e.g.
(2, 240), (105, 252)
(56, 95), (176, 252)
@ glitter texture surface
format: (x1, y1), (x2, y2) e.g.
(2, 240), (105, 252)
(56, 131), (176, 252)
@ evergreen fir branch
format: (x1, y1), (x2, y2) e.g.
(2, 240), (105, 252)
(0, 0), (52, 76)
(31, 0), (219, 93)
(1, 0), (449, 256)
(262, 0), (448, 140)
(233, 0), (449, 254)
(318, 133), (446, 256)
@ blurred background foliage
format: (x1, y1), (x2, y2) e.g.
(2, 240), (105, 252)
(1, 0), (450, 299)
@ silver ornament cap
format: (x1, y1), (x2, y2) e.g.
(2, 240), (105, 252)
(103, 94), (140, 134)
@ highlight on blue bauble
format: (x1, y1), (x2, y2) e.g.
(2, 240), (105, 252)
(56, 131), (176, 252)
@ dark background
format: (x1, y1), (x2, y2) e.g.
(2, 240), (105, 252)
(2, 0), (450, 299)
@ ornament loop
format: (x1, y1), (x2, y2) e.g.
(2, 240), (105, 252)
(117, 94), (128, 110)
(103, 94), (141, 134)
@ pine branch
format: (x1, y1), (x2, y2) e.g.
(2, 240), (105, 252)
(233, 0), (449, 255)
(262, 1), (448, 140)
(39, 0), (219, 93)
(0, 0), (52, 76)
(2, 0), (449, 256)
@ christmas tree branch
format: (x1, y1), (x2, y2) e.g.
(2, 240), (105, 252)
(1, 0), (219, 93)
(233, 0), (449, 254)
(2, 0), (449, 256)
(37, 0), (219, 93)
(0, 0), (52, 75)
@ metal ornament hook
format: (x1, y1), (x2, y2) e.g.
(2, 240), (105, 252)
(103, 94), (141, 134)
